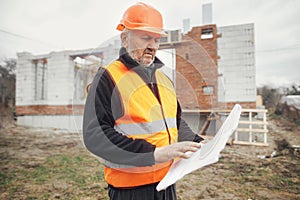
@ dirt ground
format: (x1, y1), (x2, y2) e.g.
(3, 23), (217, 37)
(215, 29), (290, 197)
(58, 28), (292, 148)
(0, 115), (299, 200)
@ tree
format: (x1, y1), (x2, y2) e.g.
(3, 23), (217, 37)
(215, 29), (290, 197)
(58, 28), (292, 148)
(0, 58), (16, 108)
(287, 84), (300, 95)
(0, 58), (16, 80)
(258, 86), (282, 110)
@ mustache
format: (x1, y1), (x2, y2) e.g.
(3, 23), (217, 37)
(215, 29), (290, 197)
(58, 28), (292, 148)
(144, 48), (155, 54)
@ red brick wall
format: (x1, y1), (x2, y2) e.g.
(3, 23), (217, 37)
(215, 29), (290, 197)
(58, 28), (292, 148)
(176, 25), (218, 110)
(16, 105), (84, 115)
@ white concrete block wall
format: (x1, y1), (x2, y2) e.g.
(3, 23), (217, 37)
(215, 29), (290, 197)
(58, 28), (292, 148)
(47, 52), (75, 105)
(16, 51), (77, 106)
(16, 52), (36, 106)
(17, 115), (83, 132)
(217, 23), (256, 103)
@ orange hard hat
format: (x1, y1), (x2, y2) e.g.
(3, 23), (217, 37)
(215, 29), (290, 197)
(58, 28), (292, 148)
(116, 2), (167, 36)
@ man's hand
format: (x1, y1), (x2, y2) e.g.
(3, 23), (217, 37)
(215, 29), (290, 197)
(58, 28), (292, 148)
(154, 141), (201, 163)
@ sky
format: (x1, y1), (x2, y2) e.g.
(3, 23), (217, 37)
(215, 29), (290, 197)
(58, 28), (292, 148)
(0, 0), (299, 87)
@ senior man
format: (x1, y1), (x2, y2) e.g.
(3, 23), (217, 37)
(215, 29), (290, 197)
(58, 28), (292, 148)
(83, 2), (204, 200)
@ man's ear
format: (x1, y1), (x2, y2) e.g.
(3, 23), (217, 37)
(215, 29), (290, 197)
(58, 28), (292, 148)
(121, 31), (128, 48)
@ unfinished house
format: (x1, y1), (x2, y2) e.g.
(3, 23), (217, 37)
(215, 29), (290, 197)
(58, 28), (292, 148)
(15, 41), (120, 131)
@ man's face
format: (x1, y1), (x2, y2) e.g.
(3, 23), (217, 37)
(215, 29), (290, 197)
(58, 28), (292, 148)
(122, 30), (161, 67)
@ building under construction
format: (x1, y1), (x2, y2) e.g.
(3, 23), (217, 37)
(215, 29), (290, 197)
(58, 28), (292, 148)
(15, 22), (268, 146)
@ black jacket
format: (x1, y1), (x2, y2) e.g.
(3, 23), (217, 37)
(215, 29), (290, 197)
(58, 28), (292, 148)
(83, 47), (203, 167)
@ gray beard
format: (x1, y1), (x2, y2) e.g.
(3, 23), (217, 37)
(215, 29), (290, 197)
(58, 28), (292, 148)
(128, 52), (154, 67)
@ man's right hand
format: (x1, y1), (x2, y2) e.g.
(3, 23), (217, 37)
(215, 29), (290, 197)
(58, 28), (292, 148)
(154, 141), (201, 163)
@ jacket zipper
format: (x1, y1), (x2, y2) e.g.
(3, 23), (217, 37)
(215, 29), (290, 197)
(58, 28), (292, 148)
(150, 80), (172, 144)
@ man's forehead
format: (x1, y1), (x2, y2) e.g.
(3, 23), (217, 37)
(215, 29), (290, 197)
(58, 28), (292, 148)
(130, 30), (161, 38)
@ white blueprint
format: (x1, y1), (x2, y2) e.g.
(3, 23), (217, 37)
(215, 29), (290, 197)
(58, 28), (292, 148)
(156, 104), (242, 191)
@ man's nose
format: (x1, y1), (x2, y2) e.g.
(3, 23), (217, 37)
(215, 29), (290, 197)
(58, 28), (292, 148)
(147, 39), (159, 49)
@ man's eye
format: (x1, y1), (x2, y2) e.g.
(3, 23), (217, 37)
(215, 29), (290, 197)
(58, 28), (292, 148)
(142, 37), (151, 41)
(142, 37), (160, 43)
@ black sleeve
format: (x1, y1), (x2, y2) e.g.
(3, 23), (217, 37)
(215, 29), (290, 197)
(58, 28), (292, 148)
(83, 68), (156, 167)
(176, 101), (204, 143)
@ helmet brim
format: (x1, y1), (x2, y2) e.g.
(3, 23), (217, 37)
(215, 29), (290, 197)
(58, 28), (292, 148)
(116, 24), (168, 37)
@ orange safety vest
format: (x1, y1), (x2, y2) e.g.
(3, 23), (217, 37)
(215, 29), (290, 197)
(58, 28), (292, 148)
(103, 61), (178, 187)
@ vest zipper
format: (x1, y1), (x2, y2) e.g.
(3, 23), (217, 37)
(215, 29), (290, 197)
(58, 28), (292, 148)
(159, 101), (172, 144)
(150, 81), (172, 144)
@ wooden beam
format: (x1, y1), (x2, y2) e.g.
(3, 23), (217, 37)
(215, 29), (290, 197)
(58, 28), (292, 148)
(239, 120), (268, 125)
(233, 141), (269, 146)
(236, 128), (268, 133)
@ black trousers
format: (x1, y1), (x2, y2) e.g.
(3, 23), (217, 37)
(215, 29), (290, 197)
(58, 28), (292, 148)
(108, 183), (177, 200)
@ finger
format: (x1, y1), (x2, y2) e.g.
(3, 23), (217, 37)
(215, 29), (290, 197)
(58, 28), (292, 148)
(182, 141), (202, 148)
(191, 142), (202, 148)
(185, 143), (201, 152)
(189, 147), (200, 152)
(200, 140), (208, 144)
(175, 142), (196, 150)
(178, 152), (190, 159)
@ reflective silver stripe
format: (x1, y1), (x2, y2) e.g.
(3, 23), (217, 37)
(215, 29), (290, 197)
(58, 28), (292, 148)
(114, 118), (177, 135)
(101, 158), (136, 168)
(102, 158), (170, 171)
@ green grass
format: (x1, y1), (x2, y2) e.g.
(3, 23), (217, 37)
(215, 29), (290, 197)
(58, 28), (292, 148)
(0, 152), (108, 199)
